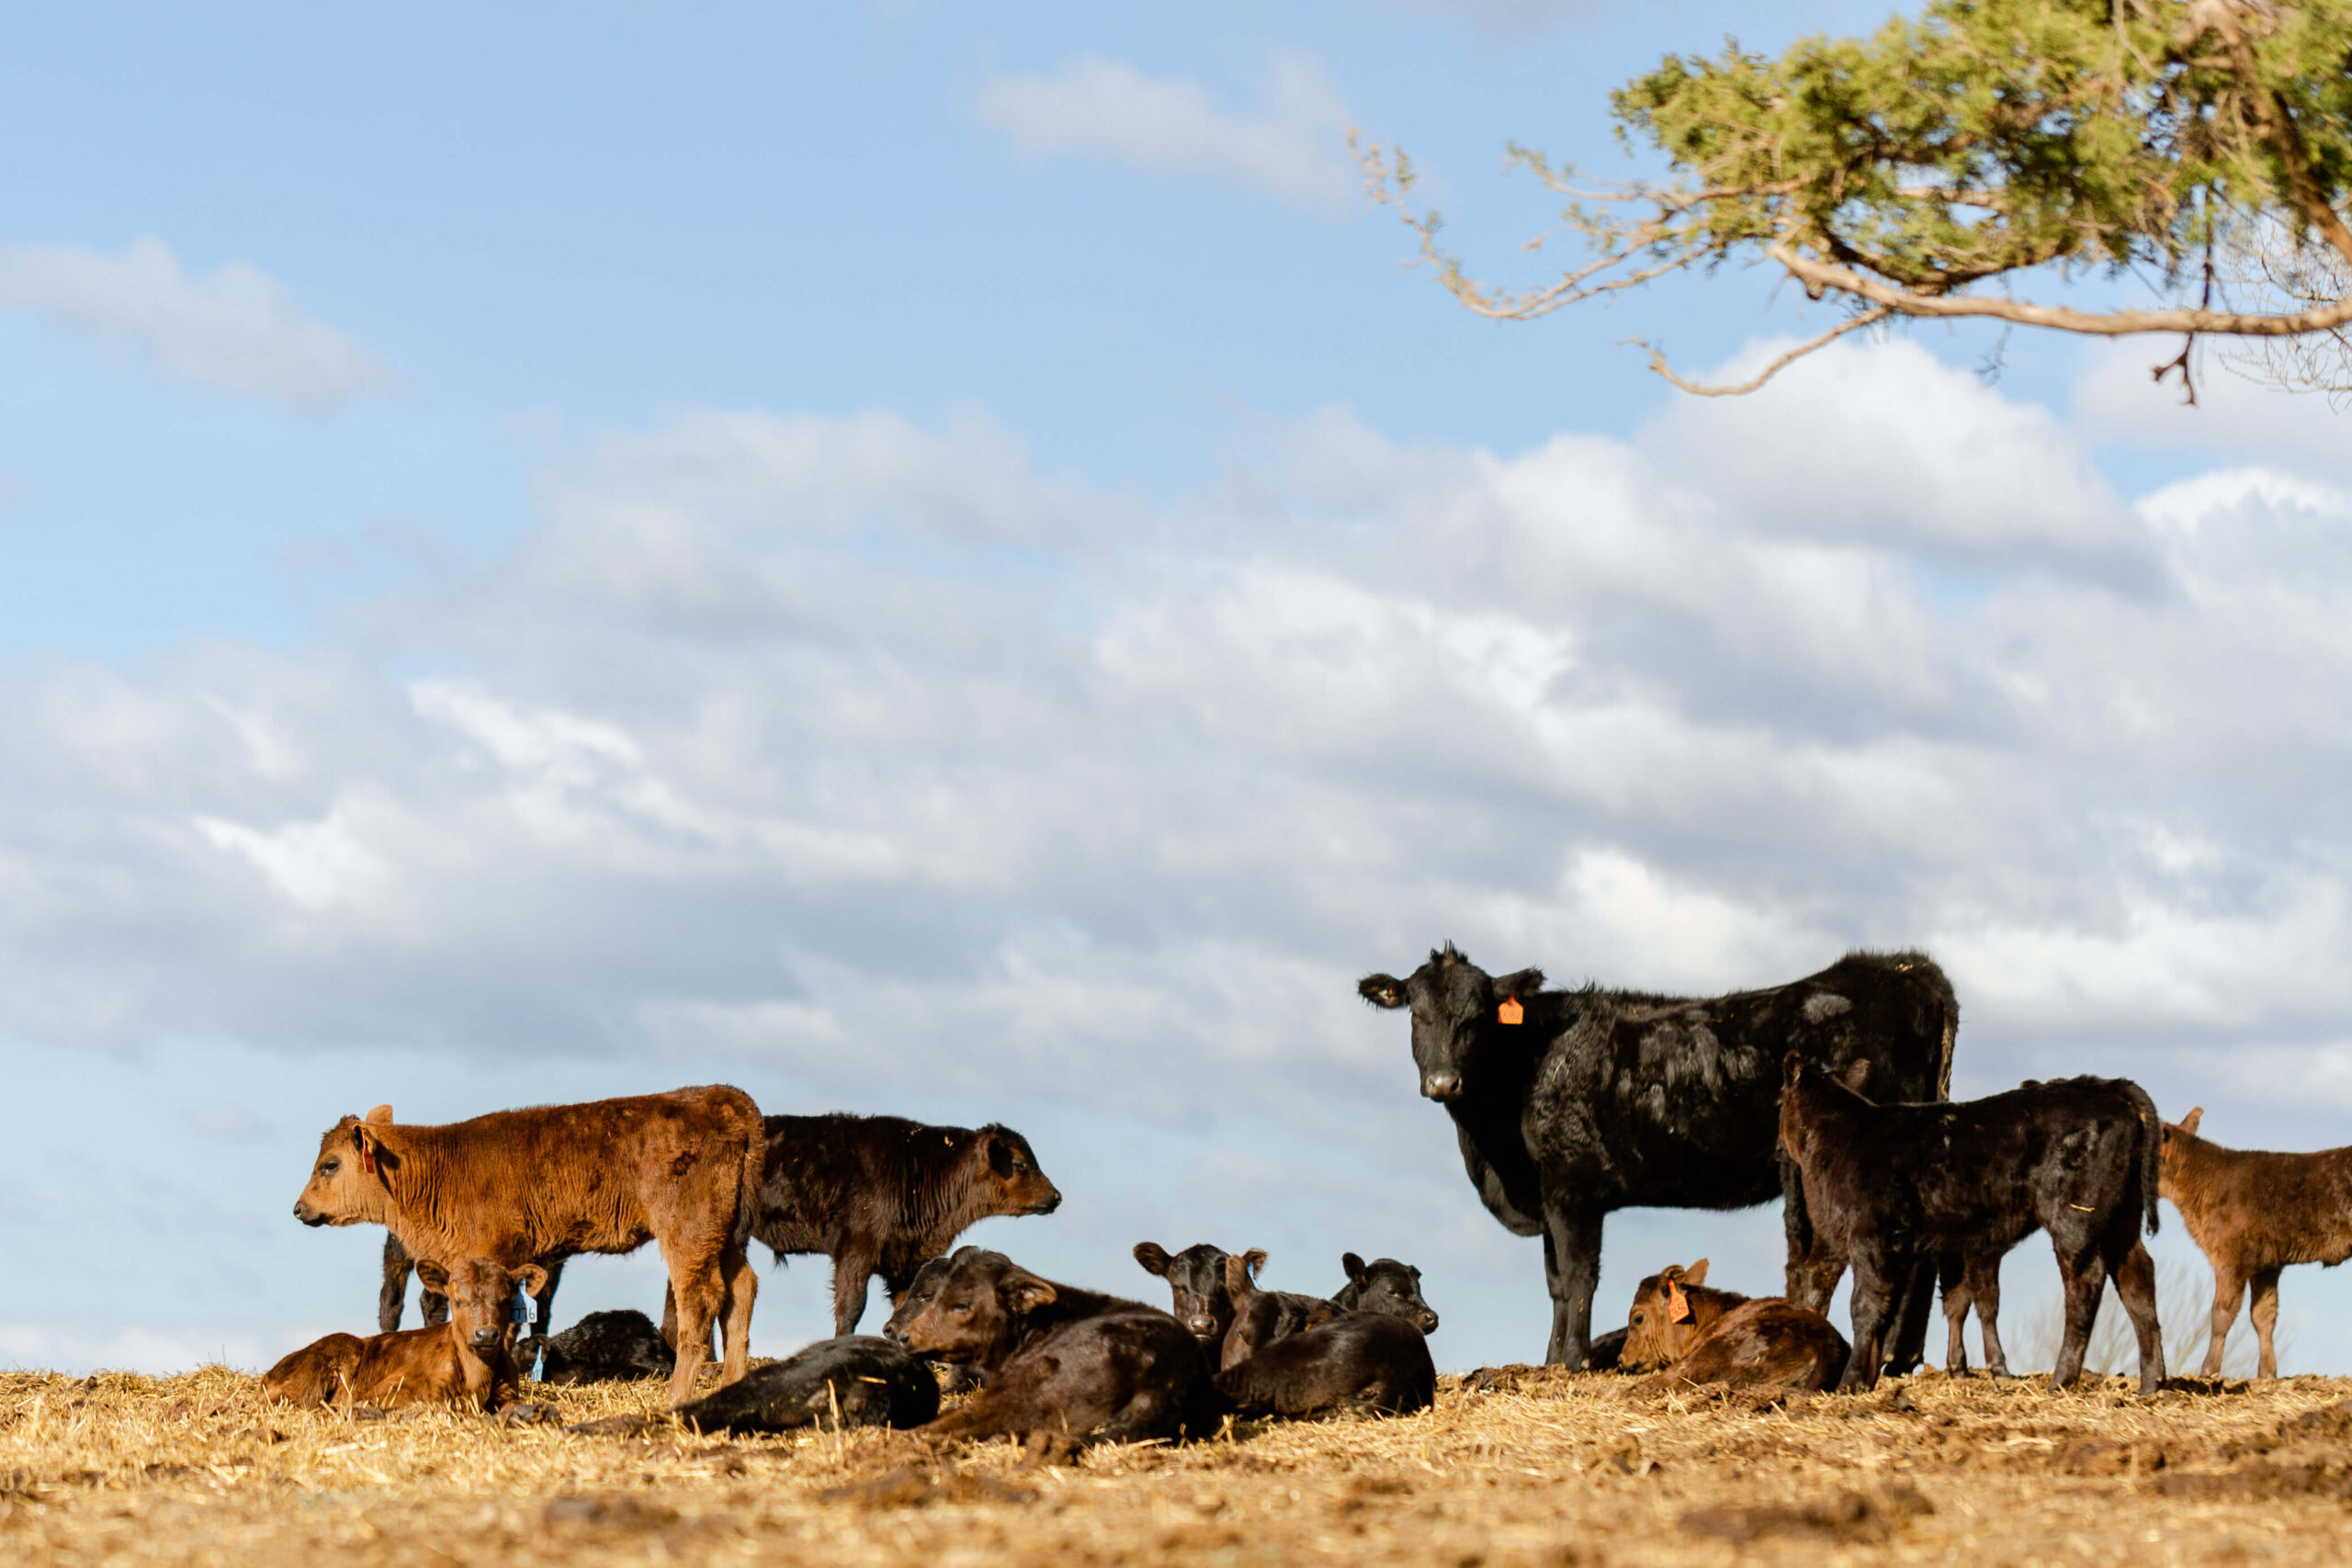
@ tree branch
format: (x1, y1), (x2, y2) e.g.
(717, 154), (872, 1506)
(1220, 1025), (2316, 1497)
(1634, 307), (1895, 396)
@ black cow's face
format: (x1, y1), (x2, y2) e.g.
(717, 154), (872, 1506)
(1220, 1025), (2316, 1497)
(1337, 1252), (1441, 1335)
(1133, 1240), (1238, 1342)
(1359, 946), (1543, 1103)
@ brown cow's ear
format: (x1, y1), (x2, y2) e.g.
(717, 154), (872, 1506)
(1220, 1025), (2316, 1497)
(1133, 1242), (1171, 1277)
(1000, 1269), (1057, 1314)
(364, 1105), (394, 1124)
(1241, 1248), (1268, 1282)
(414, 1259), (448, 1292)
(1222, 1255), (1253, 1297)
(1684, 1258), (1709, 1287)
(514, 1265), (548, 1296)
(2178, 1107), (2204, 1137)
(353, 1122), (388, 1176)
(1358, 975), (1406, 1010)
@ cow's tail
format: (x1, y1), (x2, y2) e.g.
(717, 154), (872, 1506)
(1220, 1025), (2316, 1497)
(2125, 1079), (2163, 1237)
(729, 1092), (764, 1260)
(1913, 955), (1960, 1102)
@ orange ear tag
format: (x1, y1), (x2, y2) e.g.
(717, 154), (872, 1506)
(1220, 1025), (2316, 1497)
(1668, 1281), (1691, 1323)
(1498, 998), (1524, 1025)
(360, 1145), (376, 1176)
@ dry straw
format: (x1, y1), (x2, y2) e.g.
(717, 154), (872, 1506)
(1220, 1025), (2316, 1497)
(5, 1361), (2352, 1566)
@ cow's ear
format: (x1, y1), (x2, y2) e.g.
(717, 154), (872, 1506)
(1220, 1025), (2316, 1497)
(1684, 1258), (1709, 1286)
(1133, 1242), (1171, 1277)
(1342, 1252), (1368, 1285)
(2178, 1107), (2204, 1137)
(1359, 975), (1407, 1010)
(1000, 1269), (1057, 1314)
(986, 1134), (1014, 1176)
(364, 1104), (394, 1125)
(414, 1259), (448, 1292)
(1241, 1248), (1268, 1283)
(1839, 1059), (1872, 1093)
(1494, 968), (1544, 1001)
(514, 1265), (548, 1296)
(1781, 1052), (1805, 1084)
(1222, 1255), (1254, 1297)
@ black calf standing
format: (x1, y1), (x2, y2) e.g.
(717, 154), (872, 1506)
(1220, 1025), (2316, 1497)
(1779, 1059), (2165, 1394)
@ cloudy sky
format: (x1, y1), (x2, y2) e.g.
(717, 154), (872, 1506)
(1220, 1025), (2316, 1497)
(5, 1), (2351, 1379)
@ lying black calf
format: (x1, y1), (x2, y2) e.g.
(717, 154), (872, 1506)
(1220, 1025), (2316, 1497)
(535, 1310), (676, 1385)
(888, 1246), (1219, 1459)
(674, 1336), (939, 1433)
(1331, 1253), (1441, 1335)
(1219, 1252), (1334, 1370)
(1215, 1310), (1435, 1418)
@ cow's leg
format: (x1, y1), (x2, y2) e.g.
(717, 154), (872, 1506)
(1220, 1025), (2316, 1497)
(2046, 1244), (2107, 1390)
(1964, 1253), (2010, 1377)
(1939, 1253), (1972, 1374)
(1838, 1247), (1901, 1393)
(660, 1282), (678, 1349)
(830, 1247), (879, 1337)
(2200, 1260), (2246, 1378)
(533, 1258), (564, 1330)
(1781, 1153), (1844, 1312)
(1541, 1205), (1604, 1370)
(718, 1246), (757, 1385)
(2248, 1264), (2285, 1380)
(2112, 1240), (2165, 1395)
(1883, 1256), (1938, 1375)
(378, 1235), (414, 1333)
(662, 1243), (723, 1405)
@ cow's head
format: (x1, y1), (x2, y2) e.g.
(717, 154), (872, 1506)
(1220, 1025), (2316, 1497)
(1620, 1258), (1713, 1371)
(1359, 945), (1544, 1104)
(2157, 1106), (2206, 1191)
(1333, 1252), (1440, 1336)
(882, 1247), (1055, 1370)
(417, 1258), (548, 1359)
(292, 1105), (398, 1227)
(1133, 1241), (1247, 1342)
(972, 1124), (1063, 1217)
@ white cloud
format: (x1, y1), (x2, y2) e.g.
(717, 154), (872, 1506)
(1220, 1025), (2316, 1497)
(0, 235), (386, 404)
(972, 54), (1354, 209)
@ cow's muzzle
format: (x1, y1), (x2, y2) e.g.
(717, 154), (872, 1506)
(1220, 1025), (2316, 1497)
(1416, 1310), (1441, 1335)
(292, 1203), (328, 1227)
(1420, 1071), (1463, 1102)
(470, 1327), (504, 1351)
(1183, 1315), (1218, 1340)
(1027, 1188), (1062, 1215)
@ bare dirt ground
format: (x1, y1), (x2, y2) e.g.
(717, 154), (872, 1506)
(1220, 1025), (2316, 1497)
(5, 1361), (2349, 1567)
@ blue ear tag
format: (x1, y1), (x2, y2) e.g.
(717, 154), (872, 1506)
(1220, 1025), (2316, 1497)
(512, 1291), (535, 1326)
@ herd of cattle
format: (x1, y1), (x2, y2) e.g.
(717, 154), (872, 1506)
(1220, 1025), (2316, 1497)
(256, 944), (2352, 1456)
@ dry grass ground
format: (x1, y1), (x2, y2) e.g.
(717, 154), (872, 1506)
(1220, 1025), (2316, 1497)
(6, 1361), (2351, 1567)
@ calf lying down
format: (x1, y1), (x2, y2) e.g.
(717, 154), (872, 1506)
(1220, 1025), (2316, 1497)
(1618, 1260), (1848, 1397)
(676, 1336), (940, 1433)
(887, 1246), (1219, 1461)
(265, 1258), (544, 1410)
(1214, 1257), (1434, 1417)
(536, 1309), (676, 1385)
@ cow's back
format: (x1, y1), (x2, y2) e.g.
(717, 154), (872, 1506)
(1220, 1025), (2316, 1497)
(1525, 953), (1955, 1209)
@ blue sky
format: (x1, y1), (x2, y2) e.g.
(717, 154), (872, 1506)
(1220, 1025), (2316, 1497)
(5, 2), (2352, 1379)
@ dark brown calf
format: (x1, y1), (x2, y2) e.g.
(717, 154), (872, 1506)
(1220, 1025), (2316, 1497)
(292, 1087), (763, 1405)
(1631, 1298), (1850, 1397)
(1214, 1310), (1435, 1418)
(1134, 1240), (1250, 1344)
(1219, 1253), (1335, 1371)
(886, 1247), (1217, 1461)
(2160, 1107), (2352, 1379)
(263, 1258), (545, 1409)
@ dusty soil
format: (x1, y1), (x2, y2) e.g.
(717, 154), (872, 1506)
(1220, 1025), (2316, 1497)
(3, 1361), (2346, 1566)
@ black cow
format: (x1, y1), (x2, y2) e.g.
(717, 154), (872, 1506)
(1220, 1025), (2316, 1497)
(1214, 1309), (1435, 1419)
(674, 1336), (940, 1433)
(1780, 1061), (2165, 1393)
(1332, 1253), (1439, 1334)
(1359, 945), (1958, 1369)
(536, 1308), (675, 1385)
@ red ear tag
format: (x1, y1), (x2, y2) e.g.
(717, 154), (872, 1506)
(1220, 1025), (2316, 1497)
(1498, 998), (1524, 1025)
(360, 1144), (377, 1176)
(1668, 1280), (1691, 1323)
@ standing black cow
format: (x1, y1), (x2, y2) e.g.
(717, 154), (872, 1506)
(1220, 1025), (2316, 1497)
(1359, 944), (1957, 1370)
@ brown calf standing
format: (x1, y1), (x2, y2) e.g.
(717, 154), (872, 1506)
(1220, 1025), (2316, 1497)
(264, 1258), (545, 1409)
(2160, 1107), (2352, 1379)
(292, 1088), (763, 1406)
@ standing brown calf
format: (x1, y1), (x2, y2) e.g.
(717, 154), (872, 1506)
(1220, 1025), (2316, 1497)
(2160, 1107), (2352, 1379)
(264, 1258), (545, 1409)
(292, 1087), (763, 1405)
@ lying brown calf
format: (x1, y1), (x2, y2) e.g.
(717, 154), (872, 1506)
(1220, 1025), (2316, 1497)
(264, 1258), (545, 1409)
(1631, 1298), (1849, 1398)
(885, 1246), (1218, 1461)
(1618, 1259), (1745, 1371)
(2160, 1107), (2352, 1379)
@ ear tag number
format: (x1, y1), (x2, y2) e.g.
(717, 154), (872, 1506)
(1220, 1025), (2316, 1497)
(1668, 1281), (1691, 1322)
(1498, 998), (1524, 1025)
(513, 1292), (536, 1326)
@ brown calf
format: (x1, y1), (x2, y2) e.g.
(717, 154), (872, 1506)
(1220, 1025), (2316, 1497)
(1618, 1259), (1747, 1371)
(292, 1087), (763, 1405)
(1631, 1298), (1850, 1398)
(2160, 1107), (2352, 1379)
(264, 1258), (545, 1409)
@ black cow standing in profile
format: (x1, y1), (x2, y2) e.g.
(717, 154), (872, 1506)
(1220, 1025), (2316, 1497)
(1359, 944), (1958, 1370)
